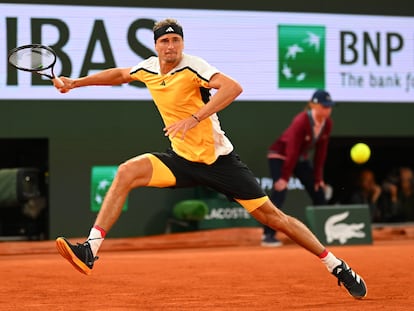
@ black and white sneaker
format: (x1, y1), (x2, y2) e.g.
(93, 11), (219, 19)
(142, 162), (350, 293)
(56, 237), (98, 275)
(332, 259), (367, 299)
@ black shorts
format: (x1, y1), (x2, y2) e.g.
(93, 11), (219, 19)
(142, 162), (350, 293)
(152, 149), (266, 201)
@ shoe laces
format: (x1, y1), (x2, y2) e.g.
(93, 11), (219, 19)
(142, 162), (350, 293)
(76, 242), (99, 262)
(336, 264), (360, 289)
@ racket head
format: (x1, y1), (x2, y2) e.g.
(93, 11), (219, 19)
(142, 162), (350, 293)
(8, 44), (57, 77)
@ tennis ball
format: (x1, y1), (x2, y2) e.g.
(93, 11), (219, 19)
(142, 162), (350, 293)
(350, 143), (371, 164)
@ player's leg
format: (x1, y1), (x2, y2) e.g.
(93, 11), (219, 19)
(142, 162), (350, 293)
(249, 200), (367, 299)
(56, 153), (176, 275)
(262, 158), (286, 246)
(213, 153), (367, 299)
(92, 154), (153, 232)
(251, 200), (325, 254)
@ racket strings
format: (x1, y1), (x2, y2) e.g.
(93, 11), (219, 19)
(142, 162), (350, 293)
(9, 47), (55, 71)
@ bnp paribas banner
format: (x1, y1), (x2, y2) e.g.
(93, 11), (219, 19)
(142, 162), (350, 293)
(1, 3), (414, 102)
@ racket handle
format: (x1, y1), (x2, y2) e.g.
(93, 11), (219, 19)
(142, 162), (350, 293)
(53, 76), (64, 88)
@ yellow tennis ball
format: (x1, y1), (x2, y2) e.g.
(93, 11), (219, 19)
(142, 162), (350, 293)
(350, 143), (371, 164)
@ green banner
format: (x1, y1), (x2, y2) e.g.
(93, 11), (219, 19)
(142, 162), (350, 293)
(306, 204), (372, 245)
(90, 166), (128, 212)
(278, 25), (325, 89)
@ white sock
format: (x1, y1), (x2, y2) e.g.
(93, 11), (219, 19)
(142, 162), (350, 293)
(320, 251), (342, 272)
(87, 227), (105, 257)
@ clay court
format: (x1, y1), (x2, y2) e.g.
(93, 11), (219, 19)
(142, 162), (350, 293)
(0, 226), (413, 311)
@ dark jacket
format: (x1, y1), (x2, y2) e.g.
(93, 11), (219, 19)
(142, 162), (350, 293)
(268, 110), (333, 183)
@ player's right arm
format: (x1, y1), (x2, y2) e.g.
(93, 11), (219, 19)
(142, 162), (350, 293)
(55, 67), (133, 93)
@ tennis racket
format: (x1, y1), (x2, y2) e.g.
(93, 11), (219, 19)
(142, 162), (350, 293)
(8, 44), (64, 87)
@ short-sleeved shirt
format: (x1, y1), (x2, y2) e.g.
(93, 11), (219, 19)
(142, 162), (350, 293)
(130, 53), (267, 210)
(130, 53), (234, 165)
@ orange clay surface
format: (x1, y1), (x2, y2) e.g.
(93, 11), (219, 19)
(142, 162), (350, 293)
(0, 226), (413, 311)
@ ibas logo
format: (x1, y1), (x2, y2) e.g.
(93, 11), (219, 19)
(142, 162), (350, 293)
(278, 25), (325, 89)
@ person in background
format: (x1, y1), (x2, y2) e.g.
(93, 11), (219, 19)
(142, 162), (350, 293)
(382, 166), (414, 222)
(349, 168), (383, 222)
(263, 90), (334, 247)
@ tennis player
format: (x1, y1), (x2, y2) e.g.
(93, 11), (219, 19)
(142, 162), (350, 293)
(54, 18), (367, 299)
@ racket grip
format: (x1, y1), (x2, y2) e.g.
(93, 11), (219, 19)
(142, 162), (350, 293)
(53, 76), (64, 87)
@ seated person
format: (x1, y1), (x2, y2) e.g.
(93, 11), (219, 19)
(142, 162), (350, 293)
(348, 169), (383, 222)
(382, 166), (414, 222)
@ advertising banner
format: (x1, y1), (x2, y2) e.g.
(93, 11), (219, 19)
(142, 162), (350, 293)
(2, 4), (414, 102)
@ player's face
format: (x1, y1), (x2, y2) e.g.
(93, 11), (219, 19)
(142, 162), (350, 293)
(155, 34), (184, 64)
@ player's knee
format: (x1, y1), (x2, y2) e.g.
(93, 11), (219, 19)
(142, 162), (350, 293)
(113, 162), (137, 189)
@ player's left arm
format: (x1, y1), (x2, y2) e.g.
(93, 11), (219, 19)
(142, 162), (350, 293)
(163, 72), (242, 139)
(192, 73), (242, 121)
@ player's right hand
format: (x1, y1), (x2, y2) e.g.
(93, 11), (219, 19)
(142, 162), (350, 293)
(54, 76), (74, 93)
(163, 115), (200, 140)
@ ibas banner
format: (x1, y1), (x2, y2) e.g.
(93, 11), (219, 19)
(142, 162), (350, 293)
(1, 3), (414, 102)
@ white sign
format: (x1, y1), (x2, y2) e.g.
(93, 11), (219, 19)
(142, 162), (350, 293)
(1, 4), (414, 102)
